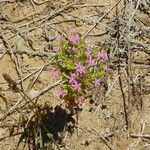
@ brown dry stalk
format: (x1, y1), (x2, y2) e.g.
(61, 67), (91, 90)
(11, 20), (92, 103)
(2, 73), (20, 93)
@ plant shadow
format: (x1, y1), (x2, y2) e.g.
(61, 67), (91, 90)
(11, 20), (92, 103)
(17, 105), (75, 149)
(41, 105), (75, 143)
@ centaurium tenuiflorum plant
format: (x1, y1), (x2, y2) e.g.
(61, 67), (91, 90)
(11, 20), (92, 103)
(50, 28), (110, 110)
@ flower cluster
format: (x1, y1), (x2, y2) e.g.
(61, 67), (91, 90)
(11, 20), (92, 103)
(50, 28), (111, 109)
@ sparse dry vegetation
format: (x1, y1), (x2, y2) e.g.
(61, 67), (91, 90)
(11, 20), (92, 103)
(0, 0), (150, 150)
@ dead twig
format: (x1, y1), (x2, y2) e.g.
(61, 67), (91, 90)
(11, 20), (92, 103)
(94, 67), (126, 114)
(0, 33), (22, 79)
(133, 121), (145, 149)
(82, 0), (122, 38)
(0, 51), (7, 60)
(92, 128), (117, 150)
(72, 4), (109, 8)
(32, 0), (49, 5)
(130, 134), (150, 139)
(0, 80), (63, 122)
(39, 1), (79, 25)
(0, 49), (54, 56)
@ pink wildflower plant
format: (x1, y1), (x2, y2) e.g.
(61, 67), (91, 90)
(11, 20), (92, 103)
(55, 86), (66, 97)
(97, 50), (108, 60)
(88, 55), (95, 66)
(50, 67), (59, 77)
(92, 78), (101, 88)
(68, 34), (80, 43)
(51, 28), (111, 110)
(53, 47), (60, 52)
(67, 73), (81, 90)
(75, 63), (86, 75)
(67, 73), (77, 83)
(55, 34), (63, 42)
(71, 80), (81, 91)
(104, 65), (111, 71)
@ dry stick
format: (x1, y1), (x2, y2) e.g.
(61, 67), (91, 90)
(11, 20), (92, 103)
(92, 129), (117, 150)
(0, 1), (76, 44)
(17, 63), (49, 84)
(85, 127), (115, 144)
(0, 60), (52, 121)
(0, 33), (25, 90)
(118, 61), (129, 130)
(130, 134), (150, 139)
(0, 63), (49, 85)
(0, 1), (78, 55)
(125, 0), (141, 130)
(105, 67), (126, 97)
(133, 121), (145, 149)
(73, 4), (109, 7)
(115, 4), (129, 130)
(94, 67), (126, 114)
(38, 0), (78, 25)
(32, 0), (49, 5)
(29, 0), (36, 11)
(0, 132), (23, 141)
(0, 97), (23, 122)
(12, 9), (45, 23)
(0, 80), (63, 122)
(32, 80), (63, 99)
(0, 49), (54, 56)
(30, 65), (45, 89)
(0, 51), (7, 60)
(3, 34), (30, 91)
(0, 33), (22, 77)
(5, 25), (38, 51)
(0, 92), (8, 109)
(0, 0), (14, 3)
(82, 0), (122, 38)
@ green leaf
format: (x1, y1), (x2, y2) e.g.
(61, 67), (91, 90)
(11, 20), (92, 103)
(47, 133), (53, 141)
(92, 47), (99, 56)
(65, 59), (74, 70)
(26, 79), (34, 92)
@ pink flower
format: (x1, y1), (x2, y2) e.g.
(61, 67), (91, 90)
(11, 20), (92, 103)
(71, 46), (77, 51)
(104, 65), (111, 71)
(50, 67), (59, 77)
(69, 46), (77, 51)
(53, 47), (60, 52)
(67, 73), (81, 90)
(75, 63), (86, 75)
(55, 34), (62, 42)
(71, 81), (81, 90)
(76, 96), (85, 104)
(88, 55), (95, 66)
(85, 48), (91, 57)
(97, 51), (107, 59)
(68, 34), (80, 43)
(92, 78), (101, 88)
(67, 73), (76, 83)
(68, 28), (77, 34)
(55, 86), (66, 97)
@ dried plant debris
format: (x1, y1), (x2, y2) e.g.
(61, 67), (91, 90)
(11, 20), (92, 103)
(0, 0), (150, 150)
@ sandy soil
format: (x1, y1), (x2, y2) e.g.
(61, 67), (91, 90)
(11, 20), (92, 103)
(0, 0), (150, 150)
